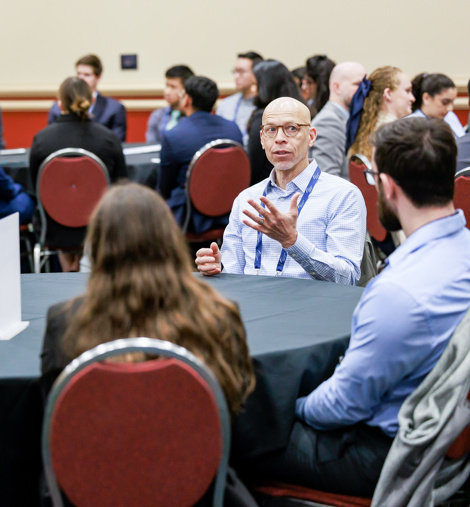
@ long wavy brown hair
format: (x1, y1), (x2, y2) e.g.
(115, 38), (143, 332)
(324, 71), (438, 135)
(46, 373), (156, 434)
(63, 183), (255, 414)
(350, 66), (402, 159)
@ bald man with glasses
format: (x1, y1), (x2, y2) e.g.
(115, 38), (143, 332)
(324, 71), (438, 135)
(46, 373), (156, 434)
(196, 97), (366, 284)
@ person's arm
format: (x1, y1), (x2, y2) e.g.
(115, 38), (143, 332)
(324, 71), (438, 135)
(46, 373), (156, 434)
(110, 103), (127, 142)
(109, 135), (128, 182)
(145, 108), (165, 144)
(295, 282), (431, 430)
(243, 185), (366, 284)
(0, 167), (17, 199)
(158, 133), (179, 198)
(219, 194), (246, 274)
(311, 113), (345, 177)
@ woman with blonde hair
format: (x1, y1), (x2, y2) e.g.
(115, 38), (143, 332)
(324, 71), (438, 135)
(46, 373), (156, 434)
(29, 77), (127, 271)
(347, 66), (414, 160)
(40, 183), (255, 418)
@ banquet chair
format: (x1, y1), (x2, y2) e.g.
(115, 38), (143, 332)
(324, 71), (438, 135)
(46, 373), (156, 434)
(33, 148), (109, 273)
(348, 154), (387, 243)
(183, 139), (251, 244)
(454, 167), (470, 230)
(42, 337), (231, 507)
(251, 306), (470, 507)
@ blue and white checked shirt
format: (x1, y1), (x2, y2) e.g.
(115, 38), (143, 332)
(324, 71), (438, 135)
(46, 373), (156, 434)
(296, 210), (470, 437)
(221, 161), (366, 284)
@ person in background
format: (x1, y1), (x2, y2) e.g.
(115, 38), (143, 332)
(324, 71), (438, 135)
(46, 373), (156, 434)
(408, 73), (464, 137)
(347, 66), (414, 161)
(0, 167), (35, 224)
(159, 76), (242, 233)
(30, 77), (127, 272)
(303, 55), (336, 119)
(196, 97), (366, 284)
(216, 51), (263, 146)
(145, 65), (194, 144)
(48, 54), (127, 142)
(40, 182), (257, 506)
(309, 62), (366, 179)
(247, 60), (303, 185)
(239, 118), (470, 497)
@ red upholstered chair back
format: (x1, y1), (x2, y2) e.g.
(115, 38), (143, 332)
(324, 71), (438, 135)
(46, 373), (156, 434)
(42, 338), (231, 507)
(454, 170), (470, 230)
(349, 155), (387, 242)
(446, 389), (470, 460)
(37, 148), (110, 228)
(183, 139), (250, 235)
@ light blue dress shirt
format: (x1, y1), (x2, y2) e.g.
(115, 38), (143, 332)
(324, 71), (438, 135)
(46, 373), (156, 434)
(216, 92), (256, 146)
(407, 109), (465, 138)
(296, 210), (470, 437)
(221, 161), (366, 284)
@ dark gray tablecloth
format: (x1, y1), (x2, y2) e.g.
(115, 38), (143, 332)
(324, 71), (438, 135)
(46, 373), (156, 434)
(0, 142), (160, 194)
(0, 272), (363, 505)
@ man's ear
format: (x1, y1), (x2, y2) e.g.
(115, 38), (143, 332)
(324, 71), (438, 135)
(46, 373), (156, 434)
(260, 130), (265, 151)
(308, 126), (316, 147)
(379, 173), (397, 201)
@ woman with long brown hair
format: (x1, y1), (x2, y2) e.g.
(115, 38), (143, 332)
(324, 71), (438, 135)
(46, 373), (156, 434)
(347, 66), (414, 160)
(40, 183), (255, 417)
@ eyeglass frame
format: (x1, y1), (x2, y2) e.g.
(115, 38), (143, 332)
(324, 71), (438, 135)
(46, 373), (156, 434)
(363, 168), (380, 186)
(260, 123), (311, 138)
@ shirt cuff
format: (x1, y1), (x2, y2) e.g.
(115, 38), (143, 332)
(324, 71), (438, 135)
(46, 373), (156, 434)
(295, 396), (307, 420)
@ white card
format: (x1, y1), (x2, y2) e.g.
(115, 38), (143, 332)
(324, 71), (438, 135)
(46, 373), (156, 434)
(0, 213), (29, 340)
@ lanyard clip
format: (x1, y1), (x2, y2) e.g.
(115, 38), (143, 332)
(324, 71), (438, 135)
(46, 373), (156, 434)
(275, 270), (282, 277)
(256, 269), (260, 275)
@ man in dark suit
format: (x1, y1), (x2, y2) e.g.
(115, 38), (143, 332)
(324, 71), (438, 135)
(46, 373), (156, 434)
(48, 54), (127, 141)
(159, 75), (243, 233)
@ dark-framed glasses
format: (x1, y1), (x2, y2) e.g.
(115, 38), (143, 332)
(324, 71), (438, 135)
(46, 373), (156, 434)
(261, 123), (310, 138)
(363, 168), (380, 185)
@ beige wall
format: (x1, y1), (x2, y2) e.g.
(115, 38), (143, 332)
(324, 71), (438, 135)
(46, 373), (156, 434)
(1, 0), (468, 93)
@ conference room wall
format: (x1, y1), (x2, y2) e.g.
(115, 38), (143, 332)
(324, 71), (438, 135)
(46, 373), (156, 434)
(1, 0), (468, 90)
(1, 0), (468, 147)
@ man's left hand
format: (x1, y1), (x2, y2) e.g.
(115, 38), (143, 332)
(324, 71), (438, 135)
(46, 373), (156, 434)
(242, 192), (300, 249)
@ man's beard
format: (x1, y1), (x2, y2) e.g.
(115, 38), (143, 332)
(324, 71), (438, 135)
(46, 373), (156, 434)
(377, 182), (401, 232)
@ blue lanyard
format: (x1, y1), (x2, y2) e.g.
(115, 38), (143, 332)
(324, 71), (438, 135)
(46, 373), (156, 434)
(254, 166), (321, 276)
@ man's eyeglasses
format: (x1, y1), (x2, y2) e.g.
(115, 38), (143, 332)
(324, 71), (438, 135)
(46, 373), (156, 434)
(363, 168), (380, 185)
(261, 123), (310, 138)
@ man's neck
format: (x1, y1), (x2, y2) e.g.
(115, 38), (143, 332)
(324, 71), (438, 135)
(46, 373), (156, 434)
(274, 160), (309, 190)
(330, 95), (347, 112)
(400, 202), (456, 237)
(242, 88), (254, 100)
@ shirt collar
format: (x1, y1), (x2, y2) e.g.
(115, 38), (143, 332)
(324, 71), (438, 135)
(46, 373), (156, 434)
(267, 160), (319, 193)
(329, 100), (349, 120)
(386, 210), (466, 268)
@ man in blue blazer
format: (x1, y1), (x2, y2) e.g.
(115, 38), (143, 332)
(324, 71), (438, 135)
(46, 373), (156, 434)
(48, 54), (127, 142)
(159, 76), (243, 233)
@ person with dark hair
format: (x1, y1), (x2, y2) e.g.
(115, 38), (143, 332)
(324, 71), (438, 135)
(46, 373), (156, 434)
(236, 117), (470, 497)
(216, 51), (263, 145)
(159, 76), (242, 233)
(145, 65), (195, 144)
(408, 73), (464, 137)
(196, 97), (366, 284)
(30, 77), (127, 271)
(247, 60), (303, 185)
(303, 55), (336, 118)
(310, 62), (366, 179)
(40, 182), (257, 506)
(48, 54), (127, 141)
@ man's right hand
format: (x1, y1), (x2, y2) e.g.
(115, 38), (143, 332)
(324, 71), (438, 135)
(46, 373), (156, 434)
(195, 242), (222, 276)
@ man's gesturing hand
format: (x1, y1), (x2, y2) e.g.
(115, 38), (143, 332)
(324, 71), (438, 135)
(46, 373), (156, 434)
(195, 242), (222, 276)
(242, 192), (300, 249)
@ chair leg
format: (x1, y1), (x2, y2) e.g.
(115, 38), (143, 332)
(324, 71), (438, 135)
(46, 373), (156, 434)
(34, 243), (41, 273)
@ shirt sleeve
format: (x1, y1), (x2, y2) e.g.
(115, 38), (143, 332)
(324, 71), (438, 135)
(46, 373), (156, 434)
(158, 132), (179, 199)
(287, 185), (366, 285)
(220, 194), (246, 274)
(296, 281), (432, 429)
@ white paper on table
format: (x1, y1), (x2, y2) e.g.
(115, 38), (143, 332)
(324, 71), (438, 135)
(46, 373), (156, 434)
(0, 213), (29, 340)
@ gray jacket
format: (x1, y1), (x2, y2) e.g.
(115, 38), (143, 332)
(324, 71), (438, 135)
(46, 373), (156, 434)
(309, 101), (349, 180)
(371, 306), (470, 507)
